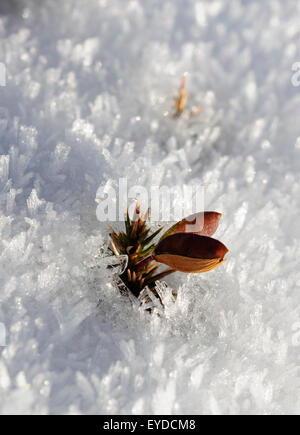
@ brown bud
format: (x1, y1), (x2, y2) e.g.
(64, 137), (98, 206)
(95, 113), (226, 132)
(160, 211), (222, 241)
(173, 76), (188, 117)
(154, 233), (228, 273)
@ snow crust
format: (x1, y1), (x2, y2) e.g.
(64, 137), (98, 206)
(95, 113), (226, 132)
(0, 0), (300, 414)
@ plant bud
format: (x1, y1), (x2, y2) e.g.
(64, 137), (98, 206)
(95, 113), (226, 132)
(160, 211), (222, 241)
(154, 233), (228, 273)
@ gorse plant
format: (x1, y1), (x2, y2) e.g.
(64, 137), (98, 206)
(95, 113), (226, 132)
(109, 203), (228, 300)
(172, 75), (201, 119)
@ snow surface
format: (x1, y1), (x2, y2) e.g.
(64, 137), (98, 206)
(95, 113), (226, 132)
(0, 0), (300, 415)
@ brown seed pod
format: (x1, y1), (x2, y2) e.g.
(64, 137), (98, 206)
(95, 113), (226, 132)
(160, 211), (222, 241)
(154, 233), (228, 273)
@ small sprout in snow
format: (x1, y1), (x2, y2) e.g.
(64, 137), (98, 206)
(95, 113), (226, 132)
(172, 75), (201, 119)
(107, 204), (228, 305)
(173, 76), (188, 118)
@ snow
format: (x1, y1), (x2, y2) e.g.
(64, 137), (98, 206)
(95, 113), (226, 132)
(0, 0), (300, 415)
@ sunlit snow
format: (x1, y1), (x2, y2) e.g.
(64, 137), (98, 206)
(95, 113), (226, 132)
(0, 0), (300, 415)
